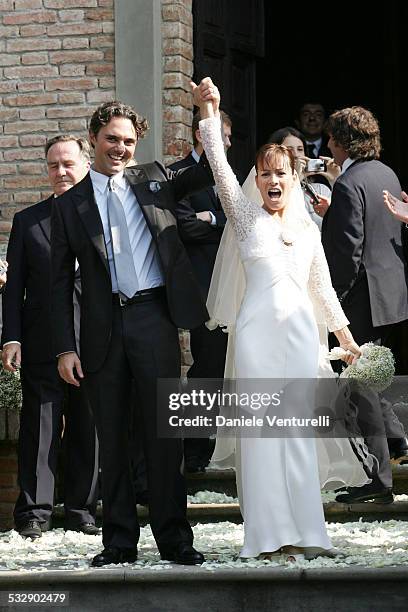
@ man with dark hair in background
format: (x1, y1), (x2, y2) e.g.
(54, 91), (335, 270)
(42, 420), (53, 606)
(321, 106), (408, 504)
(296, 102), (331, 159)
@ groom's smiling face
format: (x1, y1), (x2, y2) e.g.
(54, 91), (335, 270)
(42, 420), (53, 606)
(90, 116), (137, 176)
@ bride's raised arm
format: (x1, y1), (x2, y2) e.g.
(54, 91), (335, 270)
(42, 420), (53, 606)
(191, 78), (259, 241)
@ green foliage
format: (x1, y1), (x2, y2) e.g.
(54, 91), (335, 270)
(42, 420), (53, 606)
(0, 363), (22, 412)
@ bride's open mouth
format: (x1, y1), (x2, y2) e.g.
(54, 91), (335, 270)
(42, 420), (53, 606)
(267, 188), (281, 202)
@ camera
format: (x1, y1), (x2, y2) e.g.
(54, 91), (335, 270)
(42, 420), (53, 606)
(306, 159), (326, 173)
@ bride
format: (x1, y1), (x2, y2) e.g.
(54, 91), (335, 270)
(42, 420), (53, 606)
(192, 78), (372, 561)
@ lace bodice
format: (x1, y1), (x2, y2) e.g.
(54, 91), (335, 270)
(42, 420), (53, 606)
(199, 116), (349, 332)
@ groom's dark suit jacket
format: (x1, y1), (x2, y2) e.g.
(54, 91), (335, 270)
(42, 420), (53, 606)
(50, 161), (212, 373)
(321, 159), (408, 332)
(170, 152), (227, 297)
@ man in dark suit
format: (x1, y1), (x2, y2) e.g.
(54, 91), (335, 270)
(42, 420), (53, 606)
(1, 135), (99, 539)
(321, 106), (408, 503)
(50, 95), (216, 567)
(169, 110), (231, 472)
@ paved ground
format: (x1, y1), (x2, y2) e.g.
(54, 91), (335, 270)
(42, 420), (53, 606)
(1, 519), (408, 573)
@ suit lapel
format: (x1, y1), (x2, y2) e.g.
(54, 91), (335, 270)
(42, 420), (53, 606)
(34, 196), (53, 244)
(73, 174), (110, 275)
(125, 166), (158, 234)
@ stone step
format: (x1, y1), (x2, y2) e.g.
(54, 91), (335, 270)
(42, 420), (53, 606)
(49, 465), (408, 526)
(187, 464), (408, 497)
(0, 566), (407, 612)
(52, 498), (408, 527)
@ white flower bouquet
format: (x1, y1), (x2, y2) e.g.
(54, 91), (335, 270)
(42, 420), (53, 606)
(328, 342), (395, 392)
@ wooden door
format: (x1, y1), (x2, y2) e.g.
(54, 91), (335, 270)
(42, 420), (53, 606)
(193, 0), (265, 180)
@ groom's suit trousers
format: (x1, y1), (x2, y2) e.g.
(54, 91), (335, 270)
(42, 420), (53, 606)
(84, 291), (193, 551)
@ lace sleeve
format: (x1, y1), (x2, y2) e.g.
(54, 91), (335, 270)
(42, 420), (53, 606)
(308, 226), (349, 332)
(199, 116), (259, 241)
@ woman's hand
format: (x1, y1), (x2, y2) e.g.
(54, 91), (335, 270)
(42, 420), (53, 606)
(333, 327), (361, 365)
(383, 190), (408, 223)
(313, 194), (330, 217)
(191, 77), (220, 118)
(295, 157), (307, 182)
(315, 156), (341, 187)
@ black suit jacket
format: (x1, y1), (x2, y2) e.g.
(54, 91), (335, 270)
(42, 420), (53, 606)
(50, 160), (213, 373)
(306, 136), (331, 159)
(169, 153), (226, 297)
(321, 159), (408, 327)
(1, 197), (81, 364)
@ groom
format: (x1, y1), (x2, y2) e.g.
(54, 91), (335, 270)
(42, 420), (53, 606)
(50, 96), (217, 566)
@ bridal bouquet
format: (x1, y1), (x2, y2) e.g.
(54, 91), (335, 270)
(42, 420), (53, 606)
(328, 343), (395, 392)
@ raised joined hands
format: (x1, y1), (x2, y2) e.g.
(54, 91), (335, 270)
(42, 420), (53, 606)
(190, 77), (220, 118)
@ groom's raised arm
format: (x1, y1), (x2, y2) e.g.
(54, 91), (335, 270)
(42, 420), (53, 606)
(164, 154), (214, 204)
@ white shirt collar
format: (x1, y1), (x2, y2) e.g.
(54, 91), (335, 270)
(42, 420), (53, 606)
(191, 148), (200, 164)
(306, 137), (322, 150)
(90, 166), (127, 194)
(341, 157), (354, 174)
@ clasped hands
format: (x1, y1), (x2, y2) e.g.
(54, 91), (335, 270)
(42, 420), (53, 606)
(191, 77), (220, 117)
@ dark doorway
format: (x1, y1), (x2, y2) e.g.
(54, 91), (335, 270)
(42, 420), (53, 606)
(256, 1), (408, 187)
(193, 0), (264, 180)
(194, 1), (407, 187)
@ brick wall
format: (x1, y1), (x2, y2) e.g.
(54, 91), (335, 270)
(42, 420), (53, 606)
(161, 0), (195, 373)
(0, 0), (116, 252)
(0, 0), (195, 249)
(161, 0), (194, 167)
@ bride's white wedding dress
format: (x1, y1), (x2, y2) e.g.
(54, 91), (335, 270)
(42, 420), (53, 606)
(199, 115), (370, 557)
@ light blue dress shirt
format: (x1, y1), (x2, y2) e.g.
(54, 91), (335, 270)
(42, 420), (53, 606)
(90, 167), (164, 293)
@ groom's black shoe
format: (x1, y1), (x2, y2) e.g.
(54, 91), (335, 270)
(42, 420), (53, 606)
(91, 546), (138, 567)
(160, 543), (205, 565)
(335, 484), (394, 504)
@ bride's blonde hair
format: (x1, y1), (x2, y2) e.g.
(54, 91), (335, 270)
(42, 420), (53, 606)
(255, 143), (295, 174)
